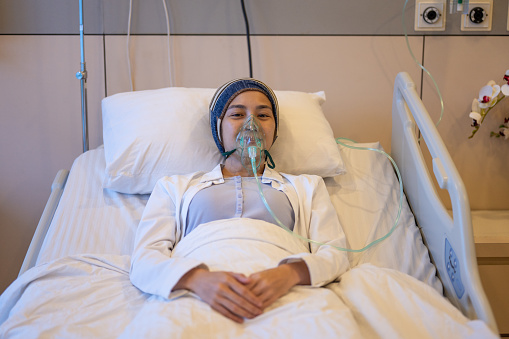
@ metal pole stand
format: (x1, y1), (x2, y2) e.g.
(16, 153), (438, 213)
(76, 0), (89, 153)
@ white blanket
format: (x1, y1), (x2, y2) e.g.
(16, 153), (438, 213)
(0, 221), (496, 338)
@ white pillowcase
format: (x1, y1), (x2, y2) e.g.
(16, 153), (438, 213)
(269, 91), (345, 178)
(102, 87), (345, 194)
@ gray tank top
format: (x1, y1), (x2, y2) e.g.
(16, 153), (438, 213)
(185, 176), (295, 236)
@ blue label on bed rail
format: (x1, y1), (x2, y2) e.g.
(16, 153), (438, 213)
(445, 238), (465, 299)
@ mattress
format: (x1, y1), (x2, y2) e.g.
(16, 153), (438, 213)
(36, 142), (440, 292)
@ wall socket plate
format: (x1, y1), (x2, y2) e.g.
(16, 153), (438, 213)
(460, 0), (493, 31)
(415, 0), (446, 31)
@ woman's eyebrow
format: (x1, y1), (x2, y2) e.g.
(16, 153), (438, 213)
(227, 104), (247, 110)
(227, 104), (272, 110)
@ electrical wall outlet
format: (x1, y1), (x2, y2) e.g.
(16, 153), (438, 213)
(415, 0), (446, 31)
(460, 0), (493, 31)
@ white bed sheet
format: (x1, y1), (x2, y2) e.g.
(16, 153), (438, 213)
(330, 142), (441, 291)
(1, 220), (495, 338)
(36, 146), (149, 266)
(35, 143), (441, 292)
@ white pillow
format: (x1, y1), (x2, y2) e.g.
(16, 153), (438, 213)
(269, 91), (345, 178)
(102, 87), (345, 194)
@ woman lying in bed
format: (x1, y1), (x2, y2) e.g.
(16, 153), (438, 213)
(130, 78), (349, 324)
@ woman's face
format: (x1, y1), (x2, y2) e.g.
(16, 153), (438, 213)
(221, 90), (276, 154)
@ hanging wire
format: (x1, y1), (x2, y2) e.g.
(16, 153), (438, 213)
(161, 0), (174, 87)
(251, 138), (404, 253)
(127, 0), (173, 90)
(127, 0), (134, 91)
(402, 0), (444, 128)
(240, 0), (253, 78)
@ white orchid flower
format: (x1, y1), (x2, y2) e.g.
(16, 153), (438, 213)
(502, 70), (509, 96)
(469, 98), (482, 126)
(469, 69), (509, 140)
(471, 97), (480, 113)
(478, 82), (501, 109)
(502, 84), (509, 96)
(502, 128), (509, 140)
(469, 112), (482, 125)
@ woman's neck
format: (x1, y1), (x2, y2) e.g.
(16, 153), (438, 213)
(222, 157), (265, 178)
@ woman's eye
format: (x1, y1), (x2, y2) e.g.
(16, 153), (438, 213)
(229, 112), (244, 118)
(257, 112), (273, 119)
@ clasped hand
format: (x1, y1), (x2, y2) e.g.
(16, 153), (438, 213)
(176, 261), (310, 323)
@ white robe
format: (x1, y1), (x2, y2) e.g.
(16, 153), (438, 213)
(129, 164), (350, 299)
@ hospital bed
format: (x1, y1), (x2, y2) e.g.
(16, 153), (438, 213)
(0, 72), (498, 337)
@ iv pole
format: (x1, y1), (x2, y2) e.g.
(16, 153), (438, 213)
(76, 0), (89, 153)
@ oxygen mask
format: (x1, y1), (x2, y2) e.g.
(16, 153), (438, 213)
(236, 115), (266, 175)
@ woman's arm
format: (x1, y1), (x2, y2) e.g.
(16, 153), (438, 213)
(279, 175), (350, 287)
(130, 178), (205, 299)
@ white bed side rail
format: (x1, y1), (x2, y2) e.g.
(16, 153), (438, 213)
(391, 72), (497, 333)
(18, 169), (70, 276)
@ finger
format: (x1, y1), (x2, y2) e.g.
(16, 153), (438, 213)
(231, 273), (251, 285)
(250, 280), (289, 305)
(227, 279), (263, 309)
(245, 275), (264, 295)
(261, 294), (280, 310)
(241, 275), (258, 290)
(212, 302), (244, 324)
(253, 287), (275, 305)
(220, 296), (263, 320)
(220, 286), (263, 317)
(249, 279), (269, 297)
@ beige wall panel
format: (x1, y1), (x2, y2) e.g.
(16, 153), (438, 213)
(105, 35), (251, 95)
(105, 35), (423, 152)
(0, 35), (105, 293)
(252, 36), (423, 150)
(421, 36), (509, 210)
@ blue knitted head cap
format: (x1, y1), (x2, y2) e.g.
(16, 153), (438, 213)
(209, 78), (279, 155)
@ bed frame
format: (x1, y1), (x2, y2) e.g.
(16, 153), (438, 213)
(391, 72), (496, 332)
(18, 72), (498, 333)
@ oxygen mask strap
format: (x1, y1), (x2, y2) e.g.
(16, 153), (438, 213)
(222, 149), (236, 158)
(263, 150), (275, 169)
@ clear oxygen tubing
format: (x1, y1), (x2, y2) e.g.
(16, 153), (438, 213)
(127, 0), (134, 91)
(402, 0), (444, 128)
(249, 138), (404, 253)
(161, 0), (174, 87)
(127, 1), (174, 90)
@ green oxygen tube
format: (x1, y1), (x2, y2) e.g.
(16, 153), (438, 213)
(249, 137), (404, 253)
